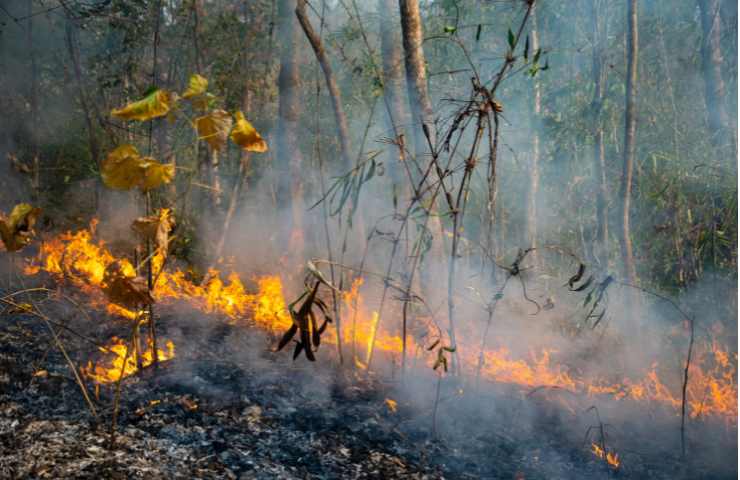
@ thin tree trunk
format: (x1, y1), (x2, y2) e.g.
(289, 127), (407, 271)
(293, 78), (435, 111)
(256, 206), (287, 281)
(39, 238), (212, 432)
(698, 0), (735, 158)
(295, 0), (352, 173)
(276, 0), (305, 254)
(525, 6), (541, 259)
(591, 0), (609, 268)
(214, 90), (252, 261)
(619, 0), (638, 286)
(380, 0), (411, 182)
(65, 20), (103, 210)
(399, 0), (435, 153)
(28, 0), (40, 201)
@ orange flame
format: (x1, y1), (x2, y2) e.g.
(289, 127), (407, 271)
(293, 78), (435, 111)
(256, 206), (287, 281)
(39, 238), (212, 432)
(81, 336), (175, 384)
(25, 223), (738, 422)
(591, 443), (620, 469)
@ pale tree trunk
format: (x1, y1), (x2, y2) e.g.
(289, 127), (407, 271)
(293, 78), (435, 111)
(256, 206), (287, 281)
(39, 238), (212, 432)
(698, 0), (736, 159)
(398, 0), (446, 265)
(276, 0), (305, 254)
(379, 0), (412, 187)
(65, 20), (102, 210)
(399, 0), (435, 153)
(619, 0), (638, 286)
(590, 0), (609, 268)
(295, 0), (352, 172)
(399, 0), (451, 365)
(524, 6), (541, 260)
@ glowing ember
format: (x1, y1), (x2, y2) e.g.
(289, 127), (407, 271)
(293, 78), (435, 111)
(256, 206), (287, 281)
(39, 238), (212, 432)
(590, 443), (620, 469)
(385, 398), (398, 413)
(81, 336), (175, 384)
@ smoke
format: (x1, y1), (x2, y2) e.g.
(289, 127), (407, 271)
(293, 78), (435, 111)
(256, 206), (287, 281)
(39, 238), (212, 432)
(0, 0), (736, 476)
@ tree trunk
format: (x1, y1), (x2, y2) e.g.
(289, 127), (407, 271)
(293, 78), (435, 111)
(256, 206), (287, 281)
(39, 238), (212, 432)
(590, 0), (609, 268)
(619, 0), (638, 286)
(698, 0), (735, 158)
(295, 0), (352, 173)
(65, 20), (103, 210)
(399, 0), (435, 154)
(380, 0), (412, 184)
(524, 6), (541, 258)
(28, 0), (40, 201)
(276, 0), (305, 253)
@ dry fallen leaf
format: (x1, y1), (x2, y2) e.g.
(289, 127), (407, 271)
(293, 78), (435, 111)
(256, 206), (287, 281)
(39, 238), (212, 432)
(230, 111), (268, 152)
(0, 203), (42, 252)
(111, 89), (173, 121)
(195, 109), (232, 151)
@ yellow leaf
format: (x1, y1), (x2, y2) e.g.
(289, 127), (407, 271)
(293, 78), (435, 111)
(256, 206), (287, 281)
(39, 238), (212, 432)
(182, 74), (208, 99)
(101, 145), (174, 191)
(140, 158), (175, 191)
(101, 144), (145, 190)
(0, 203), (42, 252)
(131, 208), (174, 257)
(230, 111), (268, 152)
(195, 109), (232, 151)
(111, 89), (172, 122)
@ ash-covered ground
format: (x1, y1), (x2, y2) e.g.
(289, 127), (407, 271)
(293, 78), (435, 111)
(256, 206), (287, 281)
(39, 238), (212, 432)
(0, 285), (736, 479)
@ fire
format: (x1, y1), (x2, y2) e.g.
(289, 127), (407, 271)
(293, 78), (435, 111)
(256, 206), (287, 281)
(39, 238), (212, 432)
(81, 336), (175, 383)
(385, 398), (398, 413)
(24, 223), (738, 423)
(590, 443), (620, 469)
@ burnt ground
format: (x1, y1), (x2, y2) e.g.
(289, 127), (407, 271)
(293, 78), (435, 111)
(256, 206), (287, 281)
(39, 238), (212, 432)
(0, 285), (736, 479)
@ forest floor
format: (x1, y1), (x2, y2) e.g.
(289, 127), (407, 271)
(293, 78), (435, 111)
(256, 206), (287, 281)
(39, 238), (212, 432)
(0, 281), (735, 479)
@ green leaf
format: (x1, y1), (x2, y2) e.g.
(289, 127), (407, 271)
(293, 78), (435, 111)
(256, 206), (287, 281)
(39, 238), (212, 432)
(507, 28), (515, 49)
(444, 25), (457, 34)
(524, 35), (530, 61)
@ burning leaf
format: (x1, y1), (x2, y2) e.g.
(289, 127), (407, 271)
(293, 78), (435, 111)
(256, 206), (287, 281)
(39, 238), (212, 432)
(181, 74), (208, 99)
(101, 145), (174, 191)
(590, 443), (620, 469)
(132, 208), (175, 257)
(111, 89), (173, 122)
(230, 111), (268, 152)
(195, 109), (232, 151)
(101, 260), (153, 308)
(0, 203), (42, 252)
